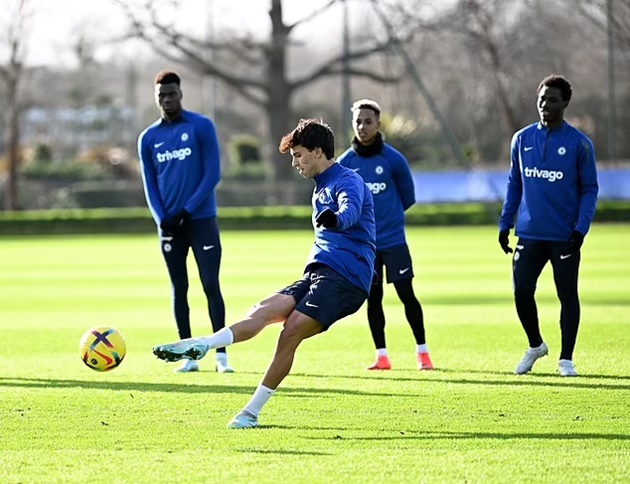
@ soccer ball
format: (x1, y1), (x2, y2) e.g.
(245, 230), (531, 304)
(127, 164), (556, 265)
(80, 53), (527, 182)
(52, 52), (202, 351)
(79, 326), (126, 372)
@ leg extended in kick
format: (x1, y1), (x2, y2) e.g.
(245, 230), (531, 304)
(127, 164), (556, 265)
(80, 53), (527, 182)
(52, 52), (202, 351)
(152, 293), (296, 362)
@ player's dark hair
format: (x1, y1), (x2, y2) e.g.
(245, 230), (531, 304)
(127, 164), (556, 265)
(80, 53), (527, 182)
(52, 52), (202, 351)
(155, 70), (181, 86)
(537, 74), (572, 102)
(279, 118), (335, 160)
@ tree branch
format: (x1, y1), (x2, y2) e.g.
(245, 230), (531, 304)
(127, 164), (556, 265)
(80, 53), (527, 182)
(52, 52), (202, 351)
(113, 0), (268, 105)
(287, 0), (340, 31)
(187, 35), (268, 65)
(290, 40), (399, 91)
(291, 63), (401, 93)
(148, 40), (267, 106)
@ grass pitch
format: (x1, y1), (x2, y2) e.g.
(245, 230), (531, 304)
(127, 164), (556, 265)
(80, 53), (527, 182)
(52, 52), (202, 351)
(0, 225), (628, 483)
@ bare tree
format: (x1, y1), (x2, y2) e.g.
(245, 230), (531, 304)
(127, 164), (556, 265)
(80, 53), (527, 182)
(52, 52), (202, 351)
(0, 0), (31, 210)
(388, 0), (608, 159)
(418, 0), (532, 135)
(571, 0), (630, 46)
(115, 0), (401, 178)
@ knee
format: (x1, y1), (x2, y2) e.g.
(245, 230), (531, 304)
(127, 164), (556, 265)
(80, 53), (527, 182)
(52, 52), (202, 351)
(171, 281), (189, 296)
(280, 320), (301, 339)
(202, 278), (220, 296)
(513, 283), (535, 299)
(368, 286), (384, 305)
(556, 287), (578, 302)
(367, 297), (382, 309)
(394, 280), (416, 303)
(278, 319), (307, 347)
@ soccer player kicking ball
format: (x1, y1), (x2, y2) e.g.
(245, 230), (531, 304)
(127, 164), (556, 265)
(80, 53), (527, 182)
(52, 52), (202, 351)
(338, 99), (433, 371)
(153, 118), (376, 428)
(499, 74), (599, 377)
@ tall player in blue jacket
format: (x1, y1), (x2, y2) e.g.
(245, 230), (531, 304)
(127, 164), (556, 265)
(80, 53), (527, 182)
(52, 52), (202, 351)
(138, 70), (232, 374)
(153, 118), (376, 429)
(499, 74), (598, 377)
(338, 99), (433, 371)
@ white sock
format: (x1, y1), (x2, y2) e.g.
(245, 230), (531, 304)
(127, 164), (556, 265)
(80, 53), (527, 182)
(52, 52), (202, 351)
(416, 344), (428, 354)
(216, 352), (228, 364)
(241, 384), (275, 418)
(376, 348), (388, 357)
(199, 328), (234, 350)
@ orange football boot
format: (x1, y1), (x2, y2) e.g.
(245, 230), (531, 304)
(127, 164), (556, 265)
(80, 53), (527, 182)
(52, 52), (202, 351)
(417, 352), (434, 370)
(367, 355), (392, 370)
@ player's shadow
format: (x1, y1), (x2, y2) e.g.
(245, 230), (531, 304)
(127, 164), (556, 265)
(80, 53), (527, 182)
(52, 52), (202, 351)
(235, 448), (333, 456)
(0, 377), (408, 398)
(303, 430), (630, 442)
(460, 368), (630, 381)
(283, 372), (630, 391)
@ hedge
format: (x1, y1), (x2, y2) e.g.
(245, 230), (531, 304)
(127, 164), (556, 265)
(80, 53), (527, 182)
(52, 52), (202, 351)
(0, 202), (628, 235)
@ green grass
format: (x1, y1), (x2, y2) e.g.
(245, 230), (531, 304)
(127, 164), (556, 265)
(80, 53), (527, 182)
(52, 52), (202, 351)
(0, 225), (628, 483)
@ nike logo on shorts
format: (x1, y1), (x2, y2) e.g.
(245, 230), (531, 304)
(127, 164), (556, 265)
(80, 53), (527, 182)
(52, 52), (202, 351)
(305, 301), (318, 308)
(203, 245), (215, 251)
(399, 267), (410, 275)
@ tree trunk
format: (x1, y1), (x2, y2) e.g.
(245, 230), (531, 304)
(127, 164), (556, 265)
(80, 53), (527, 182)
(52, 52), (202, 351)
(4, 63), (21, 211)
(267, 0), (294, 180)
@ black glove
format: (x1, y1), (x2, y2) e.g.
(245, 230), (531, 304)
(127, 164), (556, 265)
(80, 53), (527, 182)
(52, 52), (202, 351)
(564, 230), (584, 256)
(315, 209), (338, 229)
(160, 209), (190, 235)
(498, 229), (513, 254)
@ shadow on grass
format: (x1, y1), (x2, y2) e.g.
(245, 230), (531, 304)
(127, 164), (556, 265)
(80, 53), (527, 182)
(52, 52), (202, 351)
(424, 296), (630, 306)
(0, 377), (407, 398)
(284, 372), (630, 391)
(458, 368), (630, 381)
(236, 448), (333, 456)
(305, 430), (630, 442)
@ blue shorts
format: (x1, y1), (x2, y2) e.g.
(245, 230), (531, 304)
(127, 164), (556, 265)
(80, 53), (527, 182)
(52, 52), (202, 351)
(279, 263), (368, 330)
(376, 244), (414, 284)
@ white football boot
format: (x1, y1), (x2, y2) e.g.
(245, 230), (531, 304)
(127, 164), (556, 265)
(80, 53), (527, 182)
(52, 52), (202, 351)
(558, 359), (578, 377)
(514, 342), (549, 375)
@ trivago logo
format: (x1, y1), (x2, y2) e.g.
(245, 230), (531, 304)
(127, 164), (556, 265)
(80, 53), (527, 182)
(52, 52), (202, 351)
(156, 147), (192, 163)
(366, 182), (387, 194)
(524, 167), (564, 182)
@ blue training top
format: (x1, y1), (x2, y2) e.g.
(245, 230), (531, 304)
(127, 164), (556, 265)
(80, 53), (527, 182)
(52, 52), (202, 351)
(338, 143), (415, 250)
(499, 121), (599, 241)
(306, 162), (376, 294)
(137, 110), (221, 224)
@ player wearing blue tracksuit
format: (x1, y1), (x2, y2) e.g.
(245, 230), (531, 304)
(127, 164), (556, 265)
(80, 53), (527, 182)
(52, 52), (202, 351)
(499, 75), (598, 377)
(153, 118), (376, 428)
(304, 162), (376, 296)
(499, 124), (598, 242)
(337, 99), (433, 371)
(138, 70), (231, 373)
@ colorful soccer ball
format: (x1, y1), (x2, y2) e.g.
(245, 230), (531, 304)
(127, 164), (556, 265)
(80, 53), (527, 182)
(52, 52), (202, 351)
(79, 326), (126, 372)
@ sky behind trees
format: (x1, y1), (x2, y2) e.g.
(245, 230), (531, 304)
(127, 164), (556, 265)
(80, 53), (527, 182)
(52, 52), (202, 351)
(12, 0), (346, 67)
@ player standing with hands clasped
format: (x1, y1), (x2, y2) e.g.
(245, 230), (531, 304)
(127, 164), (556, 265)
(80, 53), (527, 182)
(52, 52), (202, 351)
(138, 70), (233, 374)
(338, 99), (433, 371)
(499, 74), (598, 377)
(153, 118), (376, 428)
